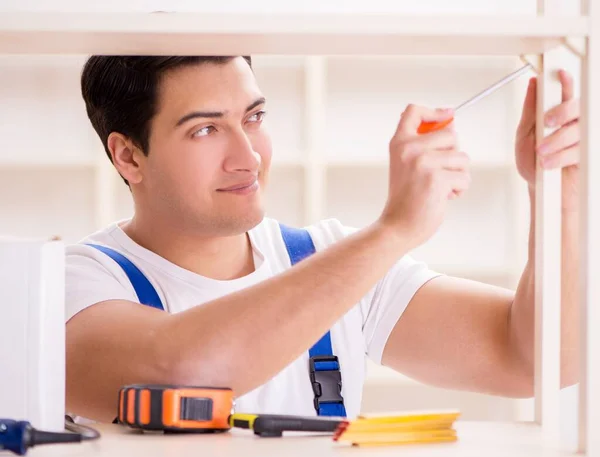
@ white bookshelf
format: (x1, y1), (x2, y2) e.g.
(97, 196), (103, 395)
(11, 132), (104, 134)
(0, 9), (598, 456)
(0, 13), (588, 55)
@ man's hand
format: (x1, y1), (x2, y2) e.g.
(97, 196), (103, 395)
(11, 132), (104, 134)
(515, 70), (581, 210)
(379, 104), (471, 249)
(381, 74), (582, 399)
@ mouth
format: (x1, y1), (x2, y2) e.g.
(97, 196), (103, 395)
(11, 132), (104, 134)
(217, 178), (259, 194)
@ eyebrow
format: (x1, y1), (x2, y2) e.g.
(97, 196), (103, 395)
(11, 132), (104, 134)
(175, 97), (266, 127)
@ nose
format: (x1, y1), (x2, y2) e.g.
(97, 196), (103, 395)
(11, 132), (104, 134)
(223, 128), (261, 173)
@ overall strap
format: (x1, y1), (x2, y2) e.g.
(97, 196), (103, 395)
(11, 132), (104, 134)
(87, 244), (164, 311)
(279, 224), (347, 418)
(88, 227), (347, 418)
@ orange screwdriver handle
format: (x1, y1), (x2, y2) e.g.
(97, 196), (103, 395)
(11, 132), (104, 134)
(417, 117), (454, 135)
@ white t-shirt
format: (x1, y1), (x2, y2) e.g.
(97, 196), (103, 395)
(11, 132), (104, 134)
(66, 217), (439, 419)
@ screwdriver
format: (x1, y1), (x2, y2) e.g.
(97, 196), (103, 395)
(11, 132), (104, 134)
(0, 418), (100, 455)
(417, 62), (533, 134)
(230, 413), (343, 437)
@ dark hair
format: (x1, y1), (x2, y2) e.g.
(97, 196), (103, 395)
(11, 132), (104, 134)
(81, 56), (252, 184)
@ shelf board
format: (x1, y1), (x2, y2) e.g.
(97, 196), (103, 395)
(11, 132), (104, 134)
(0, 13), (588, 56)
(51, 422), (573, 456)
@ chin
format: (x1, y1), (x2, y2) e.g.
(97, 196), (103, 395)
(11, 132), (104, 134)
(240, 208), (265, 231)
(218, 207), (265, 236)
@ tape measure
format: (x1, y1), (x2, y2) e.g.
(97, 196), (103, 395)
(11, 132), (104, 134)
(118, 384), (343, 436)
(118, 385), (234, 432)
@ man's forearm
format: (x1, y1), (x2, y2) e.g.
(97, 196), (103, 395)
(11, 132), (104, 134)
(508, 186), (580, 386)
(159, 222), (412, 396)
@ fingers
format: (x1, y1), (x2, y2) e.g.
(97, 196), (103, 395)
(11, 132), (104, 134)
(411, 127), (458, 151)
(417, 149), (470, 171)
(538, 69), (580, 171)
(540, 144), (579, 169)
(396, 104), (454, 136)
(443, 169), (471, 195)
(559, 69), (575, 102)
(544, 98), (579, 128)
(418, 153), (471, 200)
(517, 70), (577, 136)
(537, 121), (579, 157)
(516, 77), (537, 136)
(541, 70), (578, 129)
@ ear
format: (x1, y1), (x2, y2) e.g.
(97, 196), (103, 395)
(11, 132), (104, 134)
(107, 132), (144, 185)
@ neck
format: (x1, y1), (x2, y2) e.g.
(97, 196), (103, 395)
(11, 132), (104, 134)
(121, 214), (255, 281)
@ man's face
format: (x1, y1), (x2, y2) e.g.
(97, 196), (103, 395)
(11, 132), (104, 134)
(137, 57), (272, 236)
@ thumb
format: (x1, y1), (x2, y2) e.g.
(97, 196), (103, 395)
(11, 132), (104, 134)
(517, 77), (537, 135)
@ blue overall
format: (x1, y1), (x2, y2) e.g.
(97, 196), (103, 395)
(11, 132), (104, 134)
(88, 223), (347, 417)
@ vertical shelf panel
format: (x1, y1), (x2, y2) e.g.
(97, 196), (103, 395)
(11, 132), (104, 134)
(579, 0), (600, 453)
(533, 0), (565, 439)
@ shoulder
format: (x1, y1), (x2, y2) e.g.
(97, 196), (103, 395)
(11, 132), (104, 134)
(251, 217), (354, 250)
(65, 222), (133, 282)
(305, 218), (356, 251)
(248, 217), (355, 272)
(64, 223), (141, 322)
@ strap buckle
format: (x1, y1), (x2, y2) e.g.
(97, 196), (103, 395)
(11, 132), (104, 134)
(309, 355), (344, 413)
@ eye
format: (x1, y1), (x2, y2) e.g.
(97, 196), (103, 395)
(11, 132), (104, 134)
(247, 110), (267, 123)
(192, 125), (216, 138)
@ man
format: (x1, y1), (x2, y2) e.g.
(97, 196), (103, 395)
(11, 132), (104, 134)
(66, 55), (581, 422)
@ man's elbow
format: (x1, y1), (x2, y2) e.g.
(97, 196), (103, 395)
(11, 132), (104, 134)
(157, 341), (243, 392)
(509, 375), (535, 399)
(505, 365), (579, 400)
(150, 320), (268, 395)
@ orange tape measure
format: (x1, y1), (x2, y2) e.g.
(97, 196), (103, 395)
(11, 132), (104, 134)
(118, 385), (234, 432)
